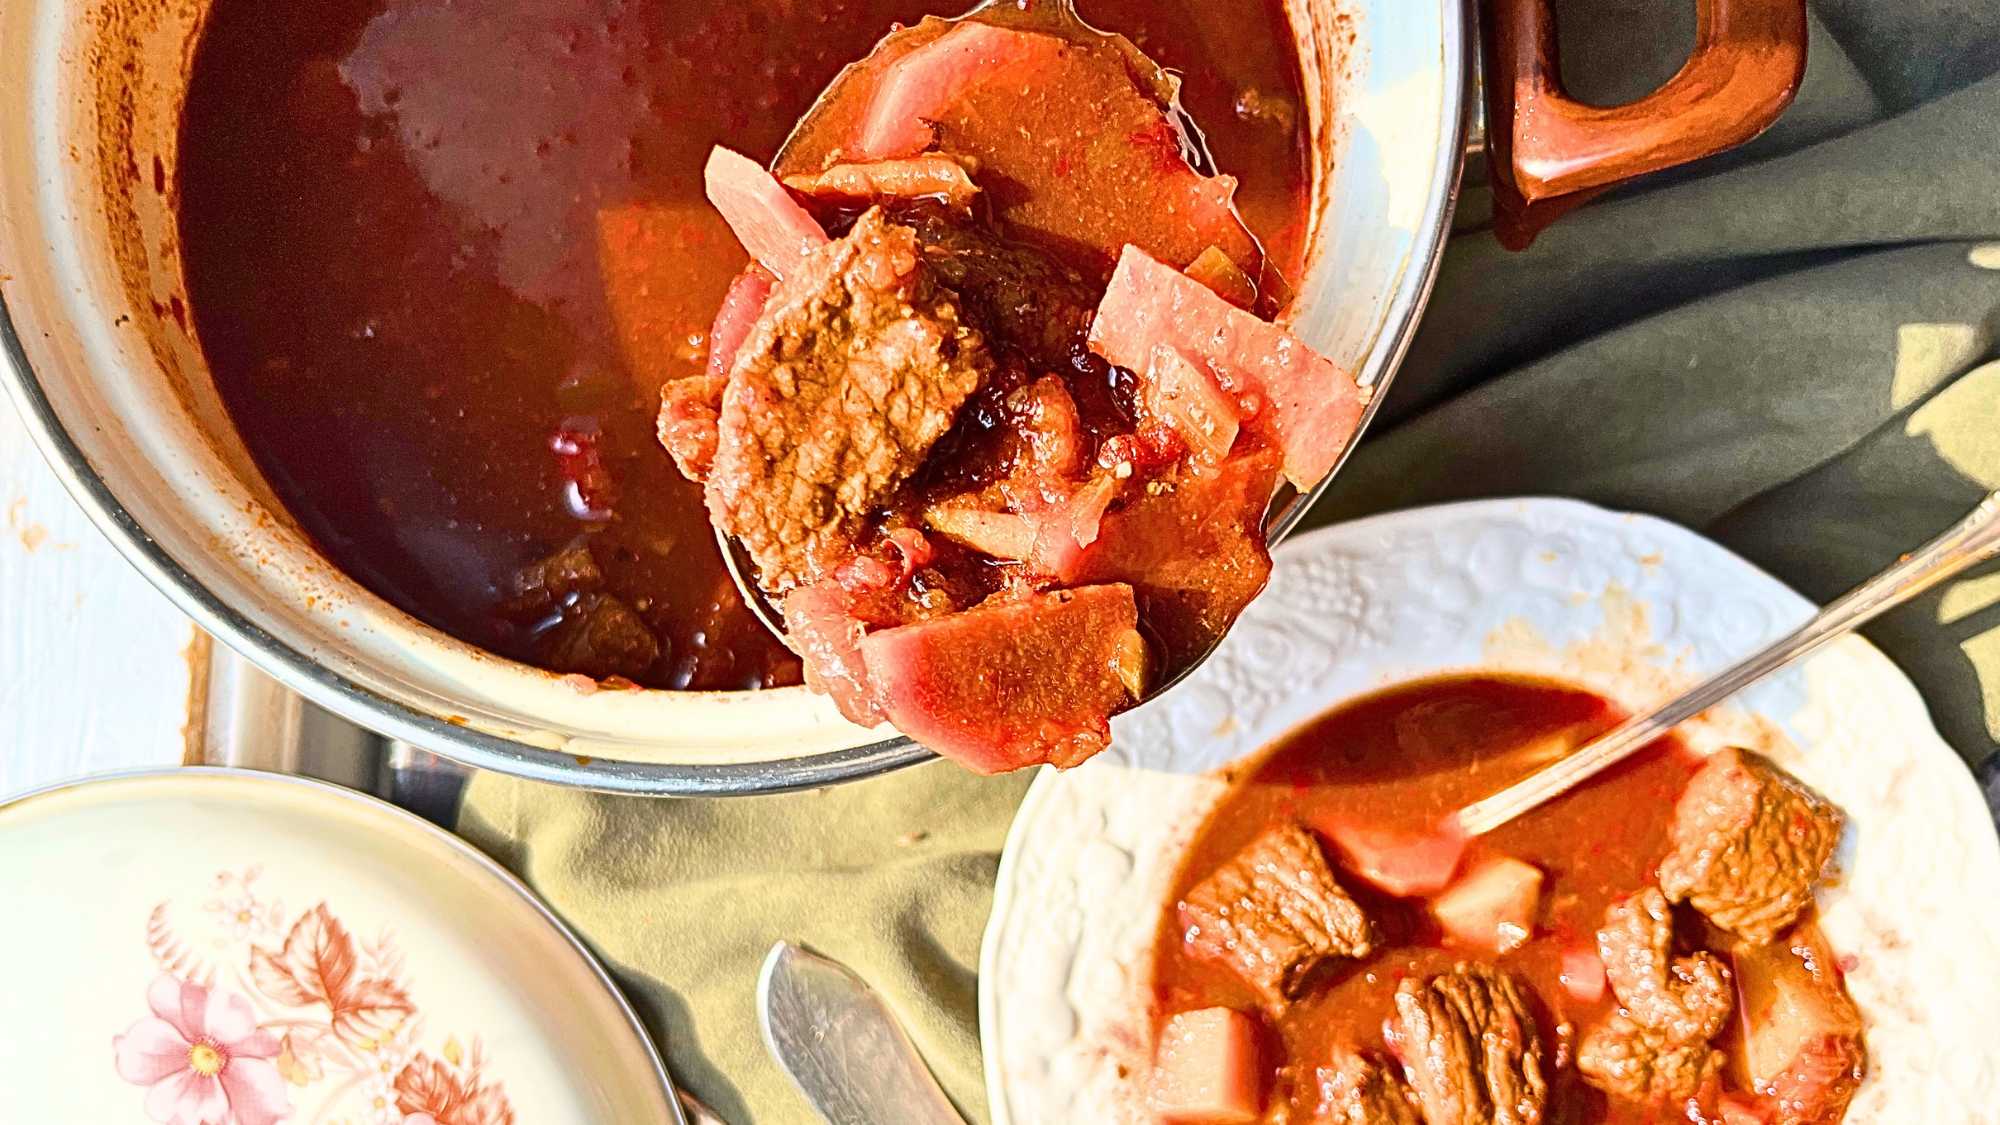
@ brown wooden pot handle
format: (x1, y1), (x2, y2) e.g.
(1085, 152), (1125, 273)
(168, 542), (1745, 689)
(1483, 0), (1807, 248)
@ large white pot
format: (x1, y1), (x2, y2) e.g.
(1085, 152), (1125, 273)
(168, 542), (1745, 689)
(0, 0), (1790, 792)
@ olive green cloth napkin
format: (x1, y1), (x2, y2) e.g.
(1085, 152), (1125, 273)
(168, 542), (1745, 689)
(457, 5), (2000, 1121)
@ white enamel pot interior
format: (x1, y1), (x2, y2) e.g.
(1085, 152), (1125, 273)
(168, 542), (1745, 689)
(0, 0), (1468, 794)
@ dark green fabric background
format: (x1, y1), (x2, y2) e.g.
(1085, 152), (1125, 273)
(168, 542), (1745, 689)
(458, 5), (2000, 1121)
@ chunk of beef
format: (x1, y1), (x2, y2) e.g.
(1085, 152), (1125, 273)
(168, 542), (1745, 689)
(784, 154), (981, 212)
(1090, 245), (1362, 489)
(504, 544), (661, 681)
(1314, 1048), (1421, 1125)
(658, 374), (726, 482)
(1180, 823), (1373, 1005)
(706, 208), (992, 590)
(1596, 889), (1734, 1044)
(1657, 748), (1844, 945)
(928, 372), (1094, 502)
(857, 583), (1145, 772)
(909, 213), (1098, 376)
(537, 592), (661, 682)
(1387, 964), (1547, 1125)
(1576, 1019), (1724, 1110)
(501, 540), (604, 618)
(1577, 889), (1733, 1107)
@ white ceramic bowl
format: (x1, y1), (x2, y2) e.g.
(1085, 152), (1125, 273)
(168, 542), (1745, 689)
(981, 498), (2000, 1122)
(0, 0), (1468, 792)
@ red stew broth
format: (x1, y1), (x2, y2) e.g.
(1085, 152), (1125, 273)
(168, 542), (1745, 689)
(1150, 676), (1712, 1123)
(175, 0), (1311, 691)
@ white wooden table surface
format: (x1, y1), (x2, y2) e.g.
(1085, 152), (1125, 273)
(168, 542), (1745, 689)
(0, 392), (200, 799)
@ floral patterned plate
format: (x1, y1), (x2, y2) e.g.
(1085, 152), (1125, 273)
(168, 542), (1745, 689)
(980, 497), (2000, 1124)
(0, 767), (682, 1124)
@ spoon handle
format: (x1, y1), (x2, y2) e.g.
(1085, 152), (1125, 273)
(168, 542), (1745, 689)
(1457, 491), (2000, 837)
(758, 942), (968, 1125)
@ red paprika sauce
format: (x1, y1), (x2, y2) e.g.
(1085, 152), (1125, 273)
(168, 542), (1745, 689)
(1151, 675), (1864, 1123)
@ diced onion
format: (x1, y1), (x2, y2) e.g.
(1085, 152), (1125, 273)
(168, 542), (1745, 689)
(1145, 344), (1240, 467)
(922, 506), (1036, 560)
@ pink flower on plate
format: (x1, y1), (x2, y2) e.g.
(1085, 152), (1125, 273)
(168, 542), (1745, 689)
(114, 975), (292, 1125)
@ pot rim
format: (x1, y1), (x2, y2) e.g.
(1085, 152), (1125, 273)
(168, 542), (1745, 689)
(0, 290), (943, 793)
(0, 0), (1472, 795)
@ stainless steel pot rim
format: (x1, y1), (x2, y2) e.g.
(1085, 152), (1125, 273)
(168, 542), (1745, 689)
(0, 2), (1471, 795)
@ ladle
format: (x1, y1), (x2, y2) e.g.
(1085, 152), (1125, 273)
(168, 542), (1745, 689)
(710, 0), (1342, 710)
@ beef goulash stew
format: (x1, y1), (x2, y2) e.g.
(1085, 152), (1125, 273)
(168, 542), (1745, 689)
(1149, 677), (1866, 1125)
(177, 0), (1328, 769)
(667, 7), (1363, 771)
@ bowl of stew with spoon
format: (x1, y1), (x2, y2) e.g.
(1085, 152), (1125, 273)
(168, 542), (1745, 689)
(983, 498), (2000, 1123)
(0, 0), (1803, 791)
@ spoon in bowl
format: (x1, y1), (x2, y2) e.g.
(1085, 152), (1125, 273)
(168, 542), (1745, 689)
(1456, 490), (2000, 837)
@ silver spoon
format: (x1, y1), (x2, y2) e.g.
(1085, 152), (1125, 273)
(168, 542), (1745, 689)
(1457, 490), (2000, 837)
(757, 942), (968, 1125)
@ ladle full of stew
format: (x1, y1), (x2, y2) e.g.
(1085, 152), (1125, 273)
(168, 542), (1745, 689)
(663, 0), (1366, 773)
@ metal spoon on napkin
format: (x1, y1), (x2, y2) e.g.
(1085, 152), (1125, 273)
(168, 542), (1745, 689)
(758, 942), (970, 1125)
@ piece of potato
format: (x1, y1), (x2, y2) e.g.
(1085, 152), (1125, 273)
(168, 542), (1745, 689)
(1731, 924), (1865, 1124)
(1431, 856), (1543, 955)
(1559, 945), (1609, 1004)
(1152, 1007), (1263, 1124)
(1321, 822), (1469, 897)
